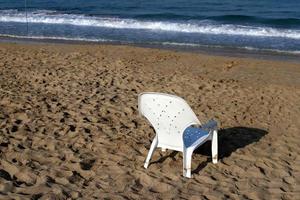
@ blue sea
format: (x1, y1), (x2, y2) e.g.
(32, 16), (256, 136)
(0, 0), (300, 54)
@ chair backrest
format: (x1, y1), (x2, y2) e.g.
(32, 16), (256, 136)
(138, 92), (201, 150)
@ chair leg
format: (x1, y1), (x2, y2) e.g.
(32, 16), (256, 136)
(182, 149), (186, 177)
(183, 149), (193, 178)
(211, 130), (218, 164)
(144, 137), (158, 169)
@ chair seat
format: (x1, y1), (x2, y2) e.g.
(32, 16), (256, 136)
(183, 126), (209, 147)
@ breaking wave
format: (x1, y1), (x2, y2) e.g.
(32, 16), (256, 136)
(0, 10), (299, 39)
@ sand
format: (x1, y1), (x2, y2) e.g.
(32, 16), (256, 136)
(0, 42), (299, 199)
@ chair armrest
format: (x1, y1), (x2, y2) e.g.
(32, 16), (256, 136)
(201, 119), (218, 130)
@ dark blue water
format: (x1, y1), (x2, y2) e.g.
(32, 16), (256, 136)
(0, 0), (300, 53)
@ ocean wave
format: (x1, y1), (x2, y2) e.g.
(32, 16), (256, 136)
(0, 9), (300, 39)
(1, 33), (299, 55)
(159, 42), (300, 55)
(206, 15), (300, 26)
(0, 34), (115, 43)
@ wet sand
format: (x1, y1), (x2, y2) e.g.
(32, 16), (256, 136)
(0, 42), (299, 199)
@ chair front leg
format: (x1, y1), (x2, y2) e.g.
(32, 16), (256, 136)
(183, 148), (193, 178)
(183, 148), (186, 177)
(144, 136), (158, 169)
(211, 130), (218, 164)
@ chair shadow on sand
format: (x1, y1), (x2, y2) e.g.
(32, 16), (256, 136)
(150, 127), (268, 174)
(192, 127), (268, 174)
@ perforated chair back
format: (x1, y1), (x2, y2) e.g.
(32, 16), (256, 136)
(138, 92), (201, 150)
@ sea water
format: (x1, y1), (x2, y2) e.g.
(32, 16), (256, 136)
(0, 0), (299, 54)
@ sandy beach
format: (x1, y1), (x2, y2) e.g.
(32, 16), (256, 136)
(0, 42), (299, 199)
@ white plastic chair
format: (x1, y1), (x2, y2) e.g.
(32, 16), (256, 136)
(138, 92), (218, 178)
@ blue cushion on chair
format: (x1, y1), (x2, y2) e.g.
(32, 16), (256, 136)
(183, 126), (209, 147)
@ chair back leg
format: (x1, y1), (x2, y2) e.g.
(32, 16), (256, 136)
(211, 130), (218, 164)
(144, 136), (158, 168)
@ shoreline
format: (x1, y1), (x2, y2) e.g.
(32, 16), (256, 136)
(1, 35), (300, 63)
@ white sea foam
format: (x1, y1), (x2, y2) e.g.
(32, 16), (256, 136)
(0, 33), (114, 43)
(159, 42), (300, 55)
(1, 34), (299, 56)
(0, 10), (300, 40)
